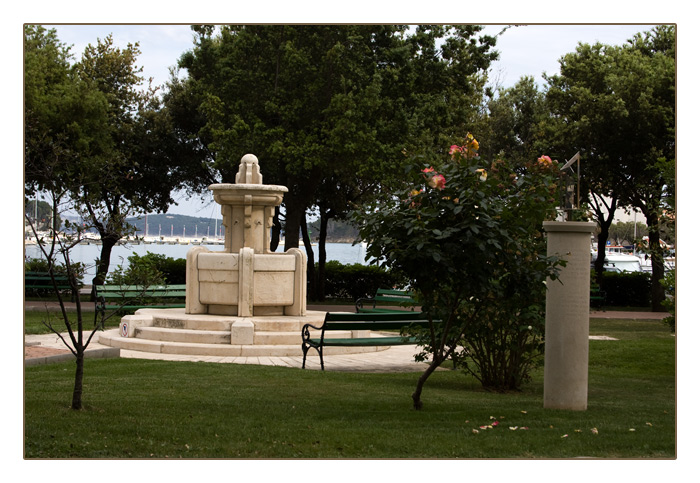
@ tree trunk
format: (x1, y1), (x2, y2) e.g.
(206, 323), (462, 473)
(270, 206), (281, 252)
(592, 195), (617, 287)
(301, 215), (317, 300)
(316, 210), (331, 301)
(93, 234), (120, 286)
(71, 350), (84, 410)
(283, 199), (303, 250)
(412, 354), (446, 410)
(594, 230), (607, 287)
(646, 210), (666, 312)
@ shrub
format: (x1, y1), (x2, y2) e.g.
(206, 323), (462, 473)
(107, 252), (186, 286)
(355, 134), (563, 406)
(321, 260), (406, 301)
(599, 270), (652, 307)
(152, 255), (187, 284)
(660, 268), (675, 332)
(107, 252), (166, 287)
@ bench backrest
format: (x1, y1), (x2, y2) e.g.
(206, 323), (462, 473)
(25, 272), (74, 290)
(324, 311), (435, 331)
(95, 284), (187, 299)
(372, 288), (418, 305)
(25, 272), (71, 282)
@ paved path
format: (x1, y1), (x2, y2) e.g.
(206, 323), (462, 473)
(24, 302), (669, 371)
(24, 330), (433, 372)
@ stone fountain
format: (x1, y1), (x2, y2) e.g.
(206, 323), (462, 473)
(186, 153), (306, 318)
(98, 154), (381, 360)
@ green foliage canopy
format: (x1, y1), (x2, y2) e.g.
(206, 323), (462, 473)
(170, 25), (498, 248)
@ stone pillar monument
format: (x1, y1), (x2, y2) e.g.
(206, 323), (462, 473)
(543, 221), (596, 410)
(185, 154), (307, 317)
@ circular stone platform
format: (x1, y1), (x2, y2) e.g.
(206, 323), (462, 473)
(97, 308), (392, 358)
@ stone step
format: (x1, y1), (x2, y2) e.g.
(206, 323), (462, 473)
(150, 315), (232, 331)
(98, 330), (388, 358)
(135, 326), (230, 344)
(135, 326), (346, 346)
(247, 318), (310, 332)
(138, 308), (328, 333)
(254, 330), (354, 345)
(132, 326), (359, 347)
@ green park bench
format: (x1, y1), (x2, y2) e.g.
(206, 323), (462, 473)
(590, 283), (607, 309)
(301, 311), (435, 370)
(93, 284), (187, 327)
(354, 288), (419, 313)
(25, 271), (77, 300)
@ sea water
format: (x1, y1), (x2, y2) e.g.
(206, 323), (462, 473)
(24, 241), (369, 281)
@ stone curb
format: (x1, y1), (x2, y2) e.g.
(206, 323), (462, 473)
(24, 347), (121, 367)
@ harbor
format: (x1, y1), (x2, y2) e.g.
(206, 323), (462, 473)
(24, 239), (368, 281)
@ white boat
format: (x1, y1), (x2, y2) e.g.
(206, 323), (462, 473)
(637, 253), (676, 273)
(591, 246), (642, 272)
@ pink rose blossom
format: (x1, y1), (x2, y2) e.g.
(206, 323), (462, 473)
(428, 174), (446, 190)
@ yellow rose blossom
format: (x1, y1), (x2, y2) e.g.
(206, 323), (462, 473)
(537, 155), (553, 166)
(475, 168), (487, 181)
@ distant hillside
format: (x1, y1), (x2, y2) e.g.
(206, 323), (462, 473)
(308, 218), (360, 243)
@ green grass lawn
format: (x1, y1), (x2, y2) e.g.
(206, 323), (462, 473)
(24, 318), (675, 458)
(25, 309), (122, 335)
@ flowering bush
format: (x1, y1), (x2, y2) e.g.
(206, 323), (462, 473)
(355, 134), (564, 407)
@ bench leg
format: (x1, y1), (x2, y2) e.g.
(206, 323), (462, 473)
(301, 343), (325, 370)
(94, 309), (103, 330)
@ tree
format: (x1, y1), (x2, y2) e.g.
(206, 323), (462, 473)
(26, 212), (97, 410)
(615, 27), (675, 310)
(24, 25), (97, 229)
(545, 40), (628, 284)
(25, 27), (214, 288)
(545, 26), (675, 309)
(170, 25), (498, 288)
(23, 26), (108, 409)
(608, 221), (648, 246)
(479, 76), (550, 165)
(25, 199), (61, 232)
(355, 135), (563, 408)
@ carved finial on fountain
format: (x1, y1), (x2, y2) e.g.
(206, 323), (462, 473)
(235, 154), (263, 185)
